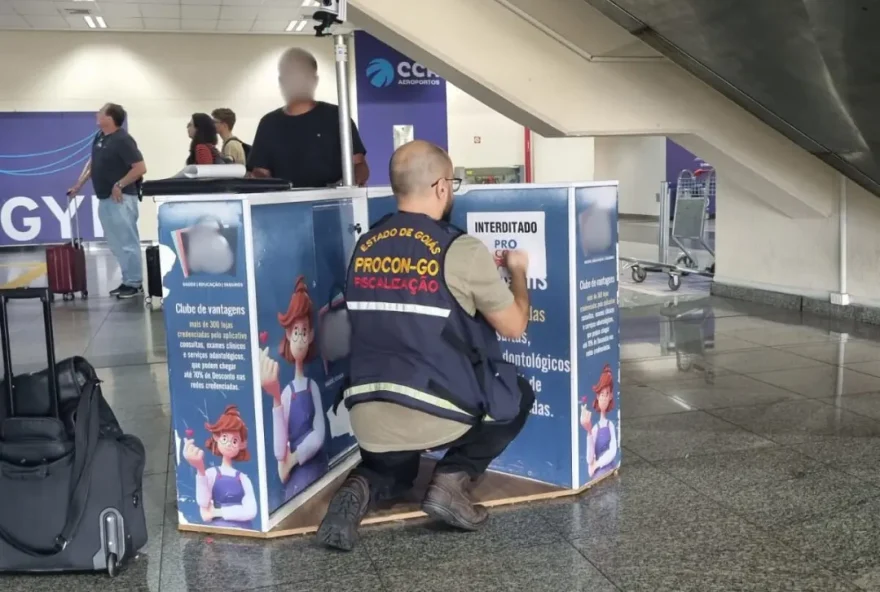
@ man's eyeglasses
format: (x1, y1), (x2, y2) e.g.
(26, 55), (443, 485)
(431, 177), (463, 193)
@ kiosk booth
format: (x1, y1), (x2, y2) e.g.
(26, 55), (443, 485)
(150, 181), (621, 538)
(148, 7), (619, 538)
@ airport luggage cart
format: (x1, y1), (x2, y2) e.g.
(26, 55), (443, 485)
(622, 256), (686, 291)
(621, 182), (684, 290)
(671, 169), (716, 276)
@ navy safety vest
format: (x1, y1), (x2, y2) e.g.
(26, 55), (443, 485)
(343, 212), (522, 425)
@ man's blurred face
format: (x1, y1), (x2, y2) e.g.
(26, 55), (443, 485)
(213, 119), (229, 137)
(96, 105), (111, 127)
(279, 60), (317, 103)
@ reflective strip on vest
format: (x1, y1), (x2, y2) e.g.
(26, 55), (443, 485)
(344, 382), (475, 419)
(347, 301), (451, 318)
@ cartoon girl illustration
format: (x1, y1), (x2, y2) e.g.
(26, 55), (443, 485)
(183, 404), (257, 529)
(259, 275), (329, 500)
(580, 363), (618, 479)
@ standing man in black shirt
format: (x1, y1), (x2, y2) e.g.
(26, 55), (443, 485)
(68, 103), (147, 299)
(248, 47), (369, 187)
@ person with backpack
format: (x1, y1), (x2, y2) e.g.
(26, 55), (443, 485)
(186, 113), (227, 166)
(212, 108), (250, 167)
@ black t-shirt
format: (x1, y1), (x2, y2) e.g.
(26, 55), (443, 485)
(247, 102), (366, 188)
(90, 128), (143, 199)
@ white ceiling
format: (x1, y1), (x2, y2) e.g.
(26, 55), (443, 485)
(0, 0), (329, 34)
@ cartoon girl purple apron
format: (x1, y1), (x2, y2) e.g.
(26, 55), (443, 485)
(580, 363), (619, 481)
(184, 405), (258, 530)
(260, 276), (330, 505)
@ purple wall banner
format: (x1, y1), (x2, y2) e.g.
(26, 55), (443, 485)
(665, 138), (704, 182)
(0, 112), (104, 246)
(354, 32), (448, 186)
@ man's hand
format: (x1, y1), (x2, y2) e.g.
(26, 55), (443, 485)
(67, 185), (82, 199)
(505, 249), (529, 275)
(354, 161), (370, 186)
(111, 183), (123, 203)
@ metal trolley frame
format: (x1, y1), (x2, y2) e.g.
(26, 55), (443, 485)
(623, 169), (715, 291)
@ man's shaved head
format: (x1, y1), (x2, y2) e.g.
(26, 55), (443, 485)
(389, 140), (452, 199)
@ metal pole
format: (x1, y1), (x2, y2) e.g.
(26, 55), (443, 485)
(839, 173), (847, 296)
(658, 181), (671, 264)
(334, 33), (355, 187)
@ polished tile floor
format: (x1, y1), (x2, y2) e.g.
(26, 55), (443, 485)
(5, 245), (880, 591)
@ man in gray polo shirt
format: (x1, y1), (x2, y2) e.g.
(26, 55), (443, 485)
(69, 103), (147, 299)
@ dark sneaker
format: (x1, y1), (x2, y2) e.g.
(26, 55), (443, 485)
(116, 285), (143, 299)
(109, 283), (126, 296)
(421, 471), (488, 531)
(316, 475), (371, 551)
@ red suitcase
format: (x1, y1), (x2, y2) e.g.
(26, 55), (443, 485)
(46, 200), (88, 302)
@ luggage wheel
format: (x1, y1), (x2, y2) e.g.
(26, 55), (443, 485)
(81, 290), (88, 300)
(98, 509), (126, 577)
(106, 552), (118, 577)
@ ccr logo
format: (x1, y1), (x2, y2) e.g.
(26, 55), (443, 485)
(366, 57), (441, 88)
(366, 58), (395, 88)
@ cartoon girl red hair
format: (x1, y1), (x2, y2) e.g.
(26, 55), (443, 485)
(259, 276), (329, 502)
(183, 405), (257, 529)
(579, 364), (618, 479)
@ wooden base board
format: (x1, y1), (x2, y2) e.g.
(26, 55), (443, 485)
(178, 461), (620, 540)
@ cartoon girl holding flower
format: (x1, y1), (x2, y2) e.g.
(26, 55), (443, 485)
(579, 363), (618, 479)
(259, 276), (329, 501)
(183, 404), (258, 529)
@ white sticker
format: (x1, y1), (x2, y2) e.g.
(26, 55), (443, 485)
(335, 44), (347, 62)
(466, 211), (547, 282)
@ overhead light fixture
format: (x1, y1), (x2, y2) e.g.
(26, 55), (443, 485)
(286, 19), (309, 32)
(301, 0), (320, 6)
(84, 15), (107, 29)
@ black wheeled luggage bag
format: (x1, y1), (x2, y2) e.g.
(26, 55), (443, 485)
(0, 288), (148, 577)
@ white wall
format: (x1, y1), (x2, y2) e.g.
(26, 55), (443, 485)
(446, 85), (595, 181)
(446, 84), (523, 168)
(0, 30), (600, 244)
(593, 136), (665, 217)
(532, 135), (595, 183)
(715, 175), (880, 308)
(0, 31), (349, 243)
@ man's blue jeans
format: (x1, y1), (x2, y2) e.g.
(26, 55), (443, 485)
(98, 195), (143, 288)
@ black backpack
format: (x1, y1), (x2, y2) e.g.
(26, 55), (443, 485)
(228, 137), (251, 160)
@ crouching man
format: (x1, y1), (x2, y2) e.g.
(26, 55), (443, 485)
(317, 140), (534, 551)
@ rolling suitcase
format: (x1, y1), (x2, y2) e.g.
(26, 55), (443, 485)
(144, 245), (163, 307)
(46, 198), (88, 301)
(0, 288), (147, 577)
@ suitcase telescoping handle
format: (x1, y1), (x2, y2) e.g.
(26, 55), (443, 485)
(0, 287), (60, 417)
(65, 190), (82, 248)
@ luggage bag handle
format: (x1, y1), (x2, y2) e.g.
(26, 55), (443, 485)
(70, 196), (82, 247)
(64, 190), (83, 248)
(0, 381), (99, 557)
(0, 288), (60, 418)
